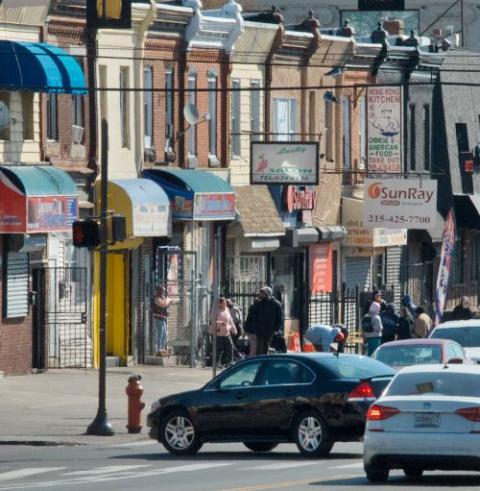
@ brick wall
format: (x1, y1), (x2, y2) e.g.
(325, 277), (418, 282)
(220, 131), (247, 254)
(0, 236), (33, 375)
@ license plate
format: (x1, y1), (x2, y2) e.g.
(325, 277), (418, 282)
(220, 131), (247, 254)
(415, 412), (440, 427)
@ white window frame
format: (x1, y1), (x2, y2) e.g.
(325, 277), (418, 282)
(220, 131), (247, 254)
(272, 97), (297, 141)
(188, 73), (197, 158)
(165, 68), (174, 152)
(342, 96), (351, 169)
(143, 65), (153, 149)
(120, 67), (130, 148)
(250, 80), (261, 141)
(208, 74), (217, 157)
(231, 79), (241, 157)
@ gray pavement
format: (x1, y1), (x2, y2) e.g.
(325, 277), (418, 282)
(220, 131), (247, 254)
(0, 366), (214, 446)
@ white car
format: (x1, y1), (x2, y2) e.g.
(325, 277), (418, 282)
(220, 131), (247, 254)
(363, 364), (480, 482)
(429, 320), (480, 363)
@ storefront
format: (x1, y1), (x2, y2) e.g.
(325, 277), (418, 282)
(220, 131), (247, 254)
(144, 168), (236, 365)
(342, 197), (407, 303)
(93, 178), (171, 367)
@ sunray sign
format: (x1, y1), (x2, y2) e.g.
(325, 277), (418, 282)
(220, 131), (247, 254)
(363, 178), (437, 229)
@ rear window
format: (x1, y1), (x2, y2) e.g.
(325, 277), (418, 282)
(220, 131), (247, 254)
(386, 371), (480, 397)
(373, 345), (442, 367)
(318, 356), (394, 379)
(431, 326), (480, 347)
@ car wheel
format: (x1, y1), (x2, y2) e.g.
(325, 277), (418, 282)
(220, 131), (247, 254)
(160, 410), (203, 455)
(293, 411), (333, 457)
(243, 442), (278, 452)
(403, 466), (423, 479)
(365, 464), (389, 482)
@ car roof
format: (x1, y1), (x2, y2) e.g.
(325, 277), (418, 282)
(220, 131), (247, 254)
(250, 353), (368, 361)
(378, 339), (449, 348)
(435, 320), (480, 329)
(396, 364), (480, 375)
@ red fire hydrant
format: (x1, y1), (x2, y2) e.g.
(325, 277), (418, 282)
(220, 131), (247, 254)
(126, 374), (145, 434)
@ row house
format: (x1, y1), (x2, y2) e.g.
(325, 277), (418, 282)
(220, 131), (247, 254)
(0, 2), (88, 375)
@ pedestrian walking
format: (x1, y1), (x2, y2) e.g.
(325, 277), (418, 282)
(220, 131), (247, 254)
(304, 324), (345, 352)
(451, 296), (474, 321)
(381, 303), (399, 344)
(362, 301), (383, 356)
(244, 286), (283, 356)
(208, 297), (237, 367)
(152, 286), (171, 355)
(396, 306), (413, 340)
(413, 307), (433, 338)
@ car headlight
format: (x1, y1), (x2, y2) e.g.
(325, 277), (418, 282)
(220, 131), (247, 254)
(150, 400), (161, 412)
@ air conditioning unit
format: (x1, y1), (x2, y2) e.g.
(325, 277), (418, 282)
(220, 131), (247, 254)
(72, 125), (84, 144)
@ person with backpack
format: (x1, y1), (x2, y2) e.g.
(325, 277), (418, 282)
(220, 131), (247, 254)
(361, 301), (383, 356)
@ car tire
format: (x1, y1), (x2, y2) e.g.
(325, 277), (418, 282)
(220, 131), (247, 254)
(403, 466), (423, 479)
(160, 410), (203, 455)
(243, 442), (278, 453)
(292, 410), (334, 458)
(365, 464), (389, 483)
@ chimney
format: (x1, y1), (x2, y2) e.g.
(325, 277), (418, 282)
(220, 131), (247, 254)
(383, 19), (405, 36)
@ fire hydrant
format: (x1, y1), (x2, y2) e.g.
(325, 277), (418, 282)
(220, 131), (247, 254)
(126, 374), (145, 434)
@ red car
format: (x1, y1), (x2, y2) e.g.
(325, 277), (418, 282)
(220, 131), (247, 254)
(371, 338), (471, 371)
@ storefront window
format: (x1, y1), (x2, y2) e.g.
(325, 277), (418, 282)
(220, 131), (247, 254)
(271, 253), (300, 319)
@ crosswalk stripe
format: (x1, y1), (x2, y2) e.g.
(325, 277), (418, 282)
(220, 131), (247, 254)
(64, 464), (150, 476)
(0, 468), (65, 481)
(112, 440), (156, 448)
(245, 462), (319, 471)
(332, 462), (364, 469)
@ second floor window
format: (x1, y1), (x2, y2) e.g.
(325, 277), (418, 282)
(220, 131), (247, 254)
(272, 97), (297, 141)
(143, 66), (153, 148)
(409, 104), (416, 171)
(208, 75), (217, 156)
(342, 96), (351, 169)
(120, 67), (129, 148)
(250, 80), (260, 140)
(188, 73), (197, 157)
(231, 79), (241, 156)
(325, 98), (333, 162)
(165, 69), (174, 151)
(423, 105), (431, 171)
(22, 92), (34, 141)
(47, 93), (58, 141)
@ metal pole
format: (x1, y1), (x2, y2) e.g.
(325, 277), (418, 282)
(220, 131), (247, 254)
(86, 118), (114, 436)
(211, 227), (221, 378)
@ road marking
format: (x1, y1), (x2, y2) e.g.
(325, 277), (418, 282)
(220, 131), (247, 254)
(247, 461), (319, 471)
(0, 468), (65, 481)
(332, 462), (364, 469)
(112, 440), (156, 447)
(64, 464), (150, 476)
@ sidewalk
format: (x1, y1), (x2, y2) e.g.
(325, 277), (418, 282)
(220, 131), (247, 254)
(0, 365), (214, 446)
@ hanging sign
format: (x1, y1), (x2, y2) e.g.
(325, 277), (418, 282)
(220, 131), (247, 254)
(364, 178), (437, 229)
(367, 86), (402, 173)
(251, 142), (319, 184)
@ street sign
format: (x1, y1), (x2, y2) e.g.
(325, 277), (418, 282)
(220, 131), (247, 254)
(358, 0), (405, 11)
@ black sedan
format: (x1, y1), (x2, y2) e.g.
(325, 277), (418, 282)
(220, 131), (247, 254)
(147, 353), (394, 457)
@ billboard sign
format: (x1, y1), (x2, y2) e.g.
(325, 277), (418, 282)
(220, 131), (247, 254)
(251, 142), (319, 184)
(364, 178), (437, 229)
(367, 86), (402, 173)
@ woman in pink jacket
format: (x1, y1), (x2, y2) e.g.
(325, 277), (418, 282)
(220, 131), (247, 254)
(209, 297), (237, 367)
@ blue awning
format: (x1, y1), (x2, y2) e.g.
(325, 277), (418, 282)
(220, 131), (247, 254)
(0, 41), (86, 94)
(0, 165), (78, 234)
(144, 169), (235, 221)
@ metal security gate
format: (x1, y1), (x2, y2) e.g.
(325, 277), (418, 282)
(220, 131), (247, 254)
(33, 267), (90, 368)
(154, 247), (207, 367)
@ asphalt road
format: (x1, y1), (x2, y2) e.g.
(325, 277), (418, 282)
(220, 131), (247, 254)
(1, 441), (480, 491)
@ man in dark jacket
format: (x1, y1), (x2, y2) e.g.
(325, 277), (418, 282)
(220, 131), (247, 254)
(451, 296), (474, 321)
(396, 306), (413, 340)
(381, 303), (399, 344)
(245, 286), (283, 355)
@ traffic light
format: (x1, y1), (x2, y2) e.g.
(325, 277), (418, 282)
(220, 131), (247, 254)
(72, 219), (101, 248)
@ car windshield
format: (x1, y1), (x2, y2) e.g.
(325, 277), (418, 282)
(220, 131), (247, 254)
(373, 345), (442, 367)
(318, 356), (394, 379)
(386, 371), (480, 397)
(431, 326), (480, 347)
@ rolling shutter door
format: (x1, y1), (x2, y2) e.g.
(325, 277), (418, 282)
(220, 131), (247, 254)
(6, 251), (29, 318)
(345, 257), (371, 290)
(386, 246), (402, 305)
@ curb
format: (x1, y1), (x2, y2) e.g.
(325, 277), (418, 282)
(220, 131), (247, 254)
(0, 440), (87, 447)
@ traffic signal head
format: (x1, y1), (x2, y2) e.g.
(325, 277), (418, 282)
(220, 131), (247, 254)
(72, 220), (101, 248)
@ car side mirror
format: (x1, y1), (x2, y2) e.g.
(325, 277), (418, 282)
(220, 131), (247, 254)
(447, 357), (463, 364)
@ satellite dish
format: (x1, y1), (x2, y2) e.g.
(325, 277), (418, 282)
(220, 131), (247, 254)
(183, 104), (200, 126)
(0, 101), (16, 130)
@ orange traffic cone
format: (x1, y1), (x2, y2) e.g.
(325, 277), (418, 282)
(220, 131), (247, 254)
(287, 332), (301, 352)
(303, 340), (315, 352)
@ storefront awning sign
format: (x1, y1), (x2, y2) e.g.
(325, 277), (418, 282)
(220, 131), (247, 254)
(363, 178), (437, 229)
(0, 166), (78, 233)
(251, 142), (319, 185)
